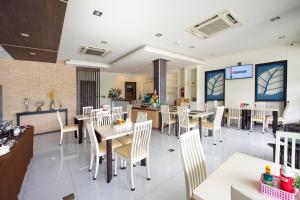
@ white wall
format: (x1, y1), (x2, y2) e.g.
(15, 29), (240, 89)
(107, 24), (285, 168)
(201, 43), (300, 122)
(100, 72), (152, 99)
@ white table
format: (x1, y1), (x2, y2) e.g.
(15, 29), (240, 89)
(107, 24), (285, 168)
(193, 152), (299, 200)
(169, 109), (214, 141)
(225, 106), (280, 134)
(73, 111), (128, 144)
(94, 124), (133, 183)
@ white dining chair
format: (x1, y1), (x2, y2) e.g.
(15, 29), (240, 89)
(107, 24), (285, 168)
(117, 111), (148, 146)
(203, 106), (225, 145)
(112, 106), (123, 121)
(57, 111), (78, 145)
(83, 106), (93, 115)
(161, 105), (176, 135)
(180, 129), (207, 200)
(126, 104), (133, 121)
(275, 131), (300, 169)
(102, 104), (111, 112)
(82, 106), (93, 138)
(178, 106), (199, 137)
(114, 120), (153, 191)
(90, 108), (103, 124)
(266, 101), (290, 131)
(227, 107), (242, 129)
(136, 111), (147, 123)
(96, 110), (111, 126)
(250, 102), (266, 133)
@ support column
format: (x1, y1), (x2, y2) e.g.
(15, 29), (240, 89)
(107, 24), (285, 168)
(153, 59), (167, 103)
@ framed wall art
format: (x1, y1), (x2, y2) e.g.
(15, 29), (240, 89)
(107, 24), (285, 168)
(205, 69), (225, 102)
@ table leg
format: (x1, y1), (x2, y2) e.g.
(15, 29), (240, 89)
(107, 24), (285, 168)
(241, 110), (246, 130)
(141, 158), (146, 166)
(78, 120), (83, 144)
(175, 115), (179, 138)
(106, 139), (112, 183)
(124, 113), (127, 121)
(272, 111), (278, 136)
(199, 117), (202, 142)
(73, 118), (78, 138)
(246, 110), (251, 130)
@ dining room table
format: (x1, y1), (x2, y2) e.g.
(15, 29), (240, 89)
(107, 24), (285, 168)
(169, 107), (214, 141)
(94, 123), (133, 183)
(73, 111), (128, 144)
(225, 105), (280, 135)
(193, 152), (300, 200)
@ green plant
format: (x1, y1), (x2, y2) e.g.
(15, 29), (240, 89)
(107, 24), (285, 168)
(294, 175), (300, 189)
(108, 88), (122, 98)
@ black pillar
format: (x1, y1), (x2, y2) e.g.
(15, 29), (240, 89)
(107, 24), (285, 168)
(153, 59), (167, 103)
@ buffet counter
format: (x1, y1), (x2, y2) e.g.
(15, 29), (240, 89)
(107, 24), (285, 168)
(132, 106), (160, 129)
(0, 126), (34, 200)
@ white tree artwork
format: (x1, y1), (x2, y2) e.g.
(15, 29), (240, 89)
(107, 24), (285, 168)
(207, 72), (224, 100)
(257, 66), (284, 96)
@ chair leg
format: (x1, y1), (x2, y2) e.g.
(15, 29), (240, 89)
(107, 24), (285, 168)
(146, 158), (151, 180)
(262, 121), (265, 134)
(219, 129), (223, 142)
(238, 119), (240, 130)
(59, 131), (63, 145)
(213, 130), (217, 145)
(161, 123), (164, 133)
(178, 126), (181, 138)
(114, 155), (118, 177)
(227, 118), (230, 127)
(168, 124), (171, 136)
(250, 120), (253, 132)
(130, 162), (135, 191)
(205, 128), (208, 137)
(93, 156), (99, 180)
(88, 149), (93, 171)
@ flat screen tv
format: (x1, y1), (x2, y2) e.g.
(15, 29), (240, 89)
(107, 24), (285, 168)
(225, 64), (253, 80)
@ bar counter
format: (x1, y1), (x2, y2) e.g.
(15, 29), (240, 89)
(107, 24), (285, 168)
(0, 126), (34, 200)
(131, 106), (160, 129)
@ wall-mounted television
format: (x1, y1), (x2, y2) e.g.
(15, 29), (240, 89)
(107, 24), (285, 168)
(225, 64), (253, 80)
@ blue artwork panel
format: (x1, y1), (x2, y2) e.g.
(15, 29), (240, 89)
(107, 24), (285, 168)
(255, 61), (286, 101)
(206, 70), (224, 100)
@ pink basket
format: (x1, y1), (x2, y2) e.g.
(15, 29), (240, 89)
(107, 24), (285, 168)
(260, 175), (296, 200)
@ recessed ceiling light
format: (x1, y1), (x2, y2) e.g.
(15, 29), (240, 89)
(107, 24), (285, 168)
(20, 32), (30, 37)
(278, 36), (286, 39)
(270, 16), (280, 22)
(93, 10), (102, 17)
(101, 41), (108, 44)
(155, 33), (163, 37)
(174, 41), (181, 45)
(189, 45), (195, 49)
(29, 52), (36, 55)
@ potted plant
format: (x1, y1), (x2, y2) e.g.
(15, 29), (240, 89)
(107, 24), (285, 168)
(294, 175), (300, 193)
(108, 88), (122, 100)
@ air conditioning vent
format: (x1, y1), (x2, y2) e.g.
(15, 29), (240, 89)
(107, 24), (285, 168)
(80, 46), (111, 57)
(186, 9), (241, 39)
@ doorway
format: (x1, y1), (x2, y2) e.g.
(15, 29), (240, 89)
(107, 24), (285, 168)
(80, 81), (96, 113)
(125, 82), (136, 101)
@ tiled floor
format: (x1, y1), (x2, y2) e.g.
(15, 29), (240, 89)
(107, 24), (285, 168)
(19, 125), (275, 200)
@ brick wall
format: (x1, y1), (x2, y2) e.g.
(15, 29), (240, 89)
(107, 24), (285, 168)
(0, 60), (76, 125)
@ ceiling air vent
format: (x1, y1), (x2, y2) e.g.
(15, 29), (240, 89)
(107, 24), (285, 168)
(80, 46), (111, 57)
(186, 9), (241, 39)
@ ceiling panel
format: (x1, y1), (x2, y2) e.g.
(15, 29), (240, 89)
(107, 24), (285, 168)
(2, 45), (57, 63)
(0, 0), (67, 63)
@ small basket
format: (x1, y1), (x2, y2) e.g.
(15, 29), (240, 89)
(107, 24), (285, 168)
(260, 175), (296, 200)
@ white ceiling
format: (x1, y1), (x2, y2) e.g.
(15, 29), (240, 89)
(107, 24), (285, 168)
(42, 0), (300, 73)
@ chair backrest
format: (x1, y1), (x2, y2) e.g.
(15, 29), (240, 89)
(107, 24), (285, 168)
(102, 104), (111, 111)
(57, 111), (63, 130)
(161, 105), (171, 123)
(213, 106), (225, 129)
(228, 107), (241, 119)
(96, 110), (111, 126)
(178, 106), (189, 127)
(180, 129), (207, 200)
(82, 106), (93, 116)
(131, 120), (152, 162)
(282, 101), (290, 119)
(90, 108), (103, 122)
(189, 102), (198, 110)
(199, 103), (208, 112)
(112, 106), (123, 121)
(86, 120), (100, 156)
(127, 104), (133, 120)
(213, 100), (218, 108)
(136, 111), (147, 123)
(275, 131), (300, 169)
(251, 102), (265, 120)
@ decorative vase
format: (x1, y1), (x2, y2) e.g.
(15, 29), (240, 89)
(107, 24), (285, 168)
(50, 99), (55, 110)
(24, 98), (29, 112)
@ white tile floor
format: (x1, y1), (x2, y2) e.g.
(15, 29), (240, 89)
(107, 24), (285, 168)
(19, 125), (275, 200)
